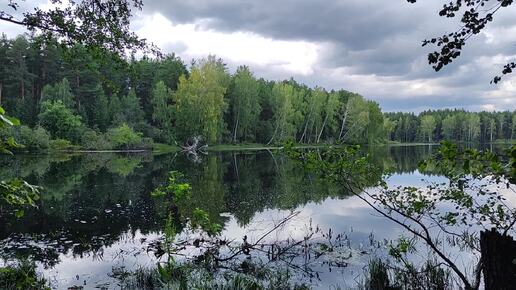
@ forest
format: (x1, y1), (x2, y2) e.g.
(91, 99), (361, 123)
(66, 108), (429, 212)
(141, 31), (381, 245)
(386, 110), (516, 144)
(0, 34), (514, 151)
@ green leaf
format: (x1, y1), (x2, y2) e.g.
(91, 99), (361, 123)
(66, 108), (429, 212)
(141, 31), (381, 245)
(7, 116), (20, 126)
(15, 209), (25, 218)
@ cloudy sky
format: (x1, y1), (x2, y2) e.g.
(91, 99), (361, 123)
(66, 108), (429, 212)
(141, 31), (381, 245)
(2, 0), (516, 112)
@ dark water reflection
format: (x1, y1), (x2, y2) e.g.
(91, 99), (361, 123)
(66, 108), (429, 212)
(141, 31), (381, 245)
(0, 144), (503, 289)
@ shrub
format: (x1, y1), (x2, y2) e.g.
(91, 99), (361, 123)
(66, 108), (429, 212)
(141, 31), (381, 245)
(107, 124), (143, 150)
(48, 139), (76, 151)
(81, 129), (112, 150)
(141, 137), (154, 150)
(0, 260), (49, 290)
(14, 125), (50, 151)
(38, 100), (83, 143)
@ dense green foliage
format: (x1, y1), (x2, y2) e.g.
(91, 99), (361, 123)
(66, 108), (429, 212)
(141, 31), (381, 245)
(0, 35), (392, 149)
(0, 106), (19, 153)
(0, 106), (40, 218)
(0, 260), (49, 290)
(386, 109), (516, 143)
(38, 100), (83, 143)
(1, 35), (513, 150)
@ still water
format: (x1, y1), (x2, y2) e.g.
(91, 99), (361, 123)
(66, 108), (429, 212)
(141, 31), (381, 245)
(0, 145), (495, 289)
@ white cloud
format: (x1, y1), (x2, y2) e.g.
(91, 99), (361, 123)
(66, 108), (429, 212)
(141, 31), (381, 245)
(131, 8), (516, 112)
(135, 13), (322, 75)
(1, 0), (514, 112)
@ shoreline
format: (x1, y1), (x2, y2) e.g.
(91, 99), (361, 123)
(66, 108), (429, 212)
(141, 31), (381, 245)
(9, 141), (514, 155)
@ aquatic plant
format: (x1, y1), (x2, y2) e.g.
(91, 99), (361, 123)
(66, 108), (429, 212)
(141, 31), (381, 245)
(0, 260), (49, 290)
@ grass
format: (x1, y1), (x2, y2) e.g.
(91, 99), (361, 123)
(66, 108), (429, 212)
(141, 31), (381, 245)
(152, 143), (181, 154)
(0, 260), (49, 290)
(114, 266), (310, 290)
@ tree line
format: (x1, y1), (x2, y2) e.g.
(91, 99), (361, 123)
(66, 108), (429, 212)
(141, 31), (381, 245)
(0, 35), (514, 150)
(386, 110), (516, 144)
(0, 34), (391, 149)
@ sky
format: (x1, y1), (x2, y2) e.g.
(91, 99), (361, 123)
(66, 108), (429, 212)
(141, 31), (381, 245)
(1, 0), (516, 112)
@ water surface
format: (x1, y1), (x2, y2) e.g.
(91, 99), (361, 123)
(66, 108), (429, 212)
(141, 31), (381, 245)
(0, 145), (489, 289)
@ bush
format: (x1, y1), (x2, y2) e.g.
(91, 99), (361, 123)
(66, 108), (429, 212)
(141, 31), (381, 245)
(107, 124), (143, 150)
(13, 125), (50, 151)
(0, 260), (49, 290)
(49, 139), (76, 151)
(141, 137), (154, 150)
(81, 129), (112, 150)
(38, 100), (83, 143)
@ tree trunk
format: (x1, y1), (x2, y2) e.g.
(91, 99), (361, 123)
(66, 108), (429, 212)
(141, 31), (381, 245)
(338, 106), (349, 141)
(233, 114), (239, 143)
(317, 114), (328, 143)
(233, 152), (240, 184)
(0, 82), (2, 106)
(500, 120), (504, 140)
(480, 229), (516, 290)
(300, 105), (315, 143)
(20, 79), (24, 100)
(299, 118), (309, 143)
(341, 122), (356, 142)
(76, 74), (81, 110)
(267, 121), (280, 146)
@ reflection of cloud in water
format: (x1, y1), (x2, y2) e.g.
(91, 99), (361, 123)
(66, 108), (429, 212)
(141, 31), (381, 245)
(387, 170), (448, 187)
(1, 146), (501, 289)
(218, 171), (476, 288)
(43, 230), (160, 289)
(221, 194), (407, 288)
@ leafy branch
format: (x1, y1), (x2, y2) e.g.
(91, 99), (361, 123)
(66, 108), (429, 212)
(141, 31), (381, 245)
(407, 0), (514, 83)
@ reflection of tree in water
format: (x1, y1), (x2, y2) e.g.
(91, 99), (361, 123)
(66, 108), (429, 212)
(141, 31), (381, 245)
(224, 149), (380, 226)
(224, 152), (269, 225)
(0, 146), (433, 269)
(366, 145), (435, 174)
(0, 153), (164, 267)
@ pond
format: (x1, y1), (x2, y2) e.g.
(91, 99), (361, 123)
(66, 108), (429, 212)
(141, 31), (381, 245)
(0, 144), (506, 289)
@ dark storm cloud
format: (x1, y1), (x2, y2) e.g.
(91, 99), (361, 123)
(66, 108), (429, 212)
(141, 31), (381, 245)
(144, 0), (434, 48)
(138, 0), (516, 111)
(2, 0), (511, 111)
(141, 0), (516, 91)
(142, 0), (455, 76)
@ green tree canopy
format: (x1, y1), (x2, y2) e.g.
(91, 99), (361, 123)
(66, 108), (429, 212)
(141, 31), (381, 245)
(38, 100), (83, 142)
(227, 66), (260, 142)
(419, 115), (436, 142)
(172, 57), (229, 144)
(41, 78), (76, 110)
